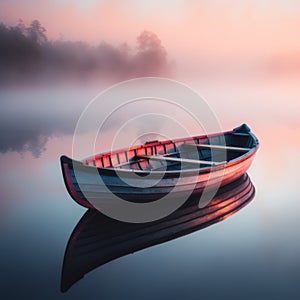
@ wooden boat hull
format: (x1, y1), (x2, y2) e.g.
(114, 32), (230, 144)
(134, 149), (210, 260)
(60, 124), (259, 208)
(61, 174), (255, 292)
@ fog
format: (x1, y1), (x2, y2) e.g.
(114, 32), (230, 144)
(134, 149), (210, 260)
(1, 20), (300, 158)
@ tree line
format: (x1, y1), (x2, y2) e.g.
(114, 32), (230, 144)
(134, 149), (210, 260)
(0, 20), (171, 84)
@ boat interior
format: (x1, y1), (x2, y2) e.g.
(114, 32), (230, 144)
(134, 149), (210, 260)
(83, 130), (256, 172)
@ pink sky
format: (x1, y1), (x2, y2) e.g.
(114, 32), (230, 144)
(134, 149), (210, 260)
(1, 0), (300, 77)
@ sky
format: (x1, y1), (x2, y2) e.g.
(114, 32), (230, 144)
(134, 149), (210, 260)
(1, 0), (300, 78)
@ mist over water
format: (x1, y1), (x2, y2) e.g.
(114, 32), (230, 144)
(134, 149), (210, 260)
(1, 73), (299, 157)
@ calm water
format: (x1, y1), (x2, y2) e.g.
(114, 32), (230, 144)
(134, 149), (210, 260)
(1, 80), (299, 299)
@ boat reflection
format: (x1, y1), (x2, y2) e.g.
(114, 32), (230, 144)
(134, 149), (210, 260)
(61, 174), (255, 292)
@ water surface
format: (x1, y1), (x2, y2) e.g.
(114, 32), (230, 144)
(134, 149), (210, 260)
(0, 81), (299, 299)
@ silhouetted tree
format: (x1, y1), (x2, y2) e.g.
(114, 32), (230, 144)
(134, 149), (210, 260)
(26, 20), (47, 45)
(134, 31), (168, 76)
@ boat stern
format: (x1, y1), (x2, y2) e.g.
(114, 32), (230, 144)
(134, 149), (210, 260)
(60, 156), (94, 209)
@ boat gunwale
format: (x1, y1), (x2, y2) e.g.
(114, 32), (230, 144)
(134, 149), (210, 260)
(63, 129), (259, 177)
(83, 129), (234, 163)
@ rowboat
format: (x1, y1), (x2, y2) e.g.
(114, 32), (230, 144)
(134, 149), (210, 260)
(60, 124), (259, 208)
(61, 174), (255, 292)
